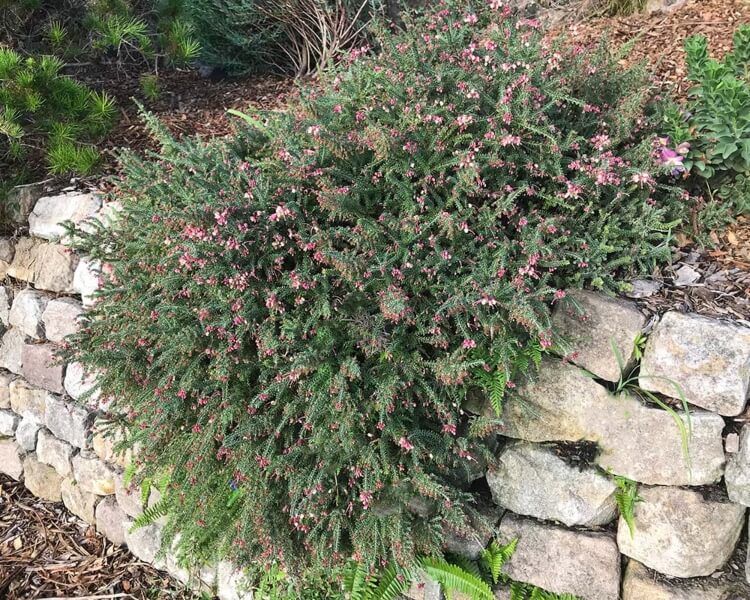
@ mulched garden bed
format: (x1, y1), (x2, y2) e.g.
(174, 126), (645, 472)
(0, 475), (192, 600)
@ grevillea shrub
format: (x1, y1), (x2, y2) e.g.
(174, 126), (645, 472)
(66, 0), (686, 584)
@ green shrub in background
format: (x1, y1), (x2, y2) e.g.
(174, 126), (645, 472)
(662, 25), (750, 223)
(0, 49), (115, 182)
(66, 0), (689, 589)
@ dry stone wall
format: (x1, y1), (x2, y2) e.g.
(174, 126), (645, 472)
(3, 188), (750, 600)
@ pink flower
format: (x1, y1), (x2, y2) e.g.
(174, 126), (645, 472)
(462, 339), (477, 349)
(398, 437), (414, 451)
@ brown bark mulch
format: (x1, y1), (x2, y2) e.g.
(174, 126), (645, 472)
(0, 475), (192, 600)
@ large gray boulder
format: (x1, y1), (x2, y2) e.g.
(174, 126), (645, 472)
(640, 311), (750, 416)
(552, 290), (647, 382)
(29, 192), (101, 241)
(497, 513), (620, 600)
(491, 358), (725, 485)
(487, 442), (617, 527)
(617, 486), (745, 578)
(623, 560), (742, 600)
(7, 238), (79, 293)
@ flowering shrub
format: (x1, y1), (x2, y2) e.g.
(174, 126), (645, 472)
(67, 0), (684, 584)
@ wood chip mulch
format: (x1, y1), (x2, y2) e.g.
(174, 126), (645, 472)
(0, 475), (193, 600)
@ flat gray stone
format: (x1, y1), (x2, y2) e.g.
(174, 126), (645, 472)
(0, 286), (11, 327)
(216, 561), (253, 600)
(7, 238), (78, 293)
(9, 379), (47, 422)
(115, 474), (145, 518)
(623, 560), (738, 600)
(726, 424), (750, 506)
(617, 486), (745, 578)
(23, 344), (64, 394)
(0, 409), (19, 435)
(45, 394), (92, 448)
(23, 453), (62, 501)
(497, 513), (620, 600)
(5, 181), (45, 225)
(61, 477), (98, 524)
(29, 192), (101, 241)
(494, 358), (725, 485)
(42, 298), (83, 343)
(15, 416), (41, 451)
(640, 311), (750, 416)
(552, 290), (646, 382)
(9, 289), (49, 340)
(36, 429), (74, 477)
(73, 257), (100, 307)
(0, 329), (26, 374)
(0, 438), (24, 479)
(64, 361), (100, 405)
(402, 570), (442, 600)
(72, 451), (116, 495)
(487, 442), (617, 527)
(124, 522), (164, 567)
(95, 496), (130, 546)
(0, 372), (14, 409)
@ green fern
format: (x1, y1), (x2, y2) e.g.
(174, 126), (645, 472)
(418, 557), (494, 600)
(480, 538), (517, 585)
(613, 475), (641, 538)
(342, 561), (409, 600)
(131, 497), (169, 530)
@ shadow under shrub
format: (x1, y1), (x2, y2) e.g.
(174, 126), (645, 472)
(66, 0), (686, 585)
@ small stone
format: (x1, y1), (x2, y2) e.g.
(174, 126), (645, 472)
(72, 451), (116, 495)
(29, 192), (102, 241)
(36, 429), (74, 477)
(552, 290), (646, 382)
(9, 289), (49, 340)
(0, 329), (26, 374)
(95, 496), (130, 546)
(15, 416), (41, 451)
(0, 409), (20, 435)
(725, 425), (750, 506)
(617, 486), (745, 578)
(623, 560), (735, 599)
(492, 358), (725, 485)
(91, 424), (132, 468)
(497, 513), (620, 600)
(216, 561), (254, 600)
(726, 433), (741, 454)
(63, 361), (100, 405)
(73, 257), (100, 306)
(0, 438), (24, 479)
(625, 279), (663, 299)
(442, 529), (490, 561)
(42, 298), (83, 343)
(23, 453), (62, 501)
(640, 312), (750, 416)
(0, 372), (14, 409)
(61, 477), (98, 524)
(7, 238), (78, 293)
(115, 475), (145, 518)
(9, 379), (47, 422)
(0, 286), (11, 327)
(0, 239), (14, 265)
(22, 344), (64, 394)
(673, 264), (701, 287)
(487, 442), (617, 527)
(5, 181), (45, 225)
(402, 570), (442, 600)
(45, 394), (92, 448)
(124, 522), (164, 566)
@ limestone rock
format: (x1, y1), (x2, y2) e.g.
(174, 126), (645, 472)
(7, 238), (78, 293)
(0, 438), (24, 479)
(623, 560), (737, 600)
(487, 442), (617, 527)
(617, 486), (745, 578)
(497, 513), (620, 600)
(216, 561), (253, 600)
(9, 378), (47, 422)
(45, 394), (92, 448)
(0, 286), (11, 327)
(494, 358), (725, 485)
(95, 496), (130, 545)
(115, 475), (145, 518)
(0, 329), (26, 374)
(42, 298), (83, 343)
(72, 451), (116, 495)
(73, 257), (100, 306)
(0, 409), (19, 435)
(726, 425), (750, 506)
(0, 372), (14, 409)
(125, 522), (164, 567)
(640, 312), (750, 416)
(29, 192), (101, 241)
(9, 289), (49, 340)
(5, 181), (46, 225)
(0, 238), (15, 265)
(64, 361), (100, 405)
(552, 290), (646, 382)
(92, 424), (131, 468)
(61, 477), (98, 524)
(36, 429), (74, 477)
(23, 343), (64, 394)
(15, 416), (41, 451)
(402, 570), (442, 600)
(23, 453), (62, 501)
